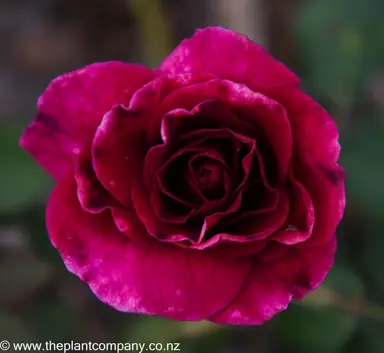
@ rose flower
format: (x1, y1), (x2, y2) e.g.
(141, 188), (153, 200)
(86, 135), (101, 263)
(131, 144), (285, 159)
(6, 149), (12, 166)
(20, 27), (345, 325)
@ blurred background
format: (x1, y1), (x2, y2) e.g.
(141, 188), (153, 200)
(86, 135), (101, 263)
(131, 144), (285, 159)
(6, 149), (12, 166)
(1, 0), (384, 352)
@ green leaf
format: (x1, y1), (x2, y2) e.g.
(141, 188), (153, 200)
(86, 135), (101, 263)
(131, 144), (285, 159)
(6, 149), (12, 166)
(0, 124), (53, 213)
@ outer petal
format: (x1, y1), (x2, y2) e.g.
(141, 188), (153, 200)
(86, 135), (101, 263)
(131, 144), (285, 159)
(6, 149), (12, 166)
(47, 175), (252, 320)
(92, 105), (148, 206)
(259, 87), (345, 247)
(272, 170), (315, 245)
(156, 27), (299, 90)
(20, 62), (154, 179)
(74, 142), (119, 213)
(210, 238), (336, 325)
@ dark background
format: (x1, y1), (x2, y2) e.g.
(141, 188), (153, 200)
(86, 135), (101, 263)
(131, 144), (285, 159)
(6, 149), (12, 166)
(1, 0), (384, 352)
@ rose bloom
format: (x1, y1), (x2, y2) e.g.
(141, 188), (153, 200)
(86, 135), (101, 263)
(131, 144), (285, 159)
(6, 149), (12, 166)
(20, 27), (345, 325)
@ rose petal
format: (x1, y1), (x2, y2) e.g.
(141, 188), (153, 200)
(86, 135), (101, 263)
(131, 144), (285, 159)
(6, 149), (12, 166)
(47, 175), (252, 321)
(156, 27), (299, 90)
(132, 182), (200, 243)
(144, 127), (255, 227)
(156, 147), (230, 205)
(159, 79), (292, 181)
(143, 147), (200, 224)
(144, 146), (224, 224)
(126, 73), (215, 145)
(259, 87), (345, 247)
(216, 189), (289, 240)
(161, 99), (253, 145)
(206, 240), (268, 259)
(92, 105), (148, 206)
(74, 143), (118, 213)
(20, 62), (153, 179)
(177, 128), (253, 178)
(272, 170), (315, 245)
(235, 183), (279, 221)
(210, 238), (336, 325)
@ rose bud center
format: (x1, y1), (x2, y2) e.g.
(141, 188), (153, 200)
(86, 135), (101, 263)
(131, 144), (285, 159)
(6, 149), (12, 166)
(191, 157), (226, 200)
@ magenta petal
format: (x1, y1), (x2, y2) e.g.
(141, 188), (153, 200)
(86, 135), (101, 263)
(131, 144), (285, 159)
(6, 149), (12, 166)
(210, 238), (336, 325)
(206, 240), (268, 259)
(131, 73), (215, 145)
(74, 143), (118, 213)
(261, 87), (345, 247)
(161, 99), (253, 145)
(156, 27), (299, 90)
(144, 146), (201, 224)
(160, 79), (292, 181)
(210, 261), (293, 325)
(47, 176), (252, 320)
(20, 62), (153, 179)
(272, 171), (315, 245)
(92, 105), (148, 206)
(297, 163), (345, 248)
(132, 182), (199, 243)
(19, 113), (80, 179)
(225, 189), (289, 240)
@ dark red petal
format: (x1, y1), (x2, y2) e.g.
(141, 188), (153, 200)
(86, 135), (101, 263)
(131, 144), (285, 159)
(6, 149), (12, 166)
(218, 189), (289, 240)
(235, 184), (280, 221)
(177, 128), (251, 177)
(20, 62), (153, 179)
(144, 147), (208, 225)
(132, 182), (200, 243)
(259, 87), (345, 247)
(195, 193), (243, 249)
(92, 105), (148, 207)
(155, 27), (299, 90)
(161, 99), (253, 145)
(297, 163), (344, 248)
(144, 140), (235, 226)
(144, 135), (231, 203)
(74, 143), (118, 213)
(156, 147), (229, 205)
(214, 144), (287, 241)
(125, 73), (215, 145)
(210, 238), (336, 325)
(272, 171), (315, 245)
(47, 175), (252, 321)
(159, 79), (292, 181)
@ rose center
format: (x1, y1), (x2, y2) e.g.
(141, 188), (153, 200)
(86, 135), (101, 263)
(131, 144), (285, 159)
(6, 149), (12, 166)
(190, 157), (228, 200)
(196, 163), (221, 188)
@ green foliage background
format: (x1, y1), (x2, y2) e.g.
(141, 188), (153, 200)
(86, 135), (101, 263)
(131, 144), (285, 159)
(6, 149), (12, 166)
(0, 0), (383, 352)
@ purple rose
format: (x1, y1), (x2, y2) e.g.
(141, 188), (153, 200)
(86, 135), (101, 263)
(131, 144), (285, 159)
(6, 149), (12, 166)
(20, 27), (345, 325)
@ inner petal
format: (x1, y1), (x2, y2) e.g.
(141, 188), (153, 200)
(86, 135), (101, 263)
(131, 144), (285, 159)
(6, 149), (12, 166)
(75, 142), (119, 213)
(191, 156), (226, 200)
(160, 79), (293, 182)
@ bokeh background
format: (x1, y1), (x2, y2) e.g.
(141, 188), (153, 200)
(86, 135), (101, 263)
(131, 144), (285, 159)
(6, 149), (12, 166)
(1, 0), (384, 352)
